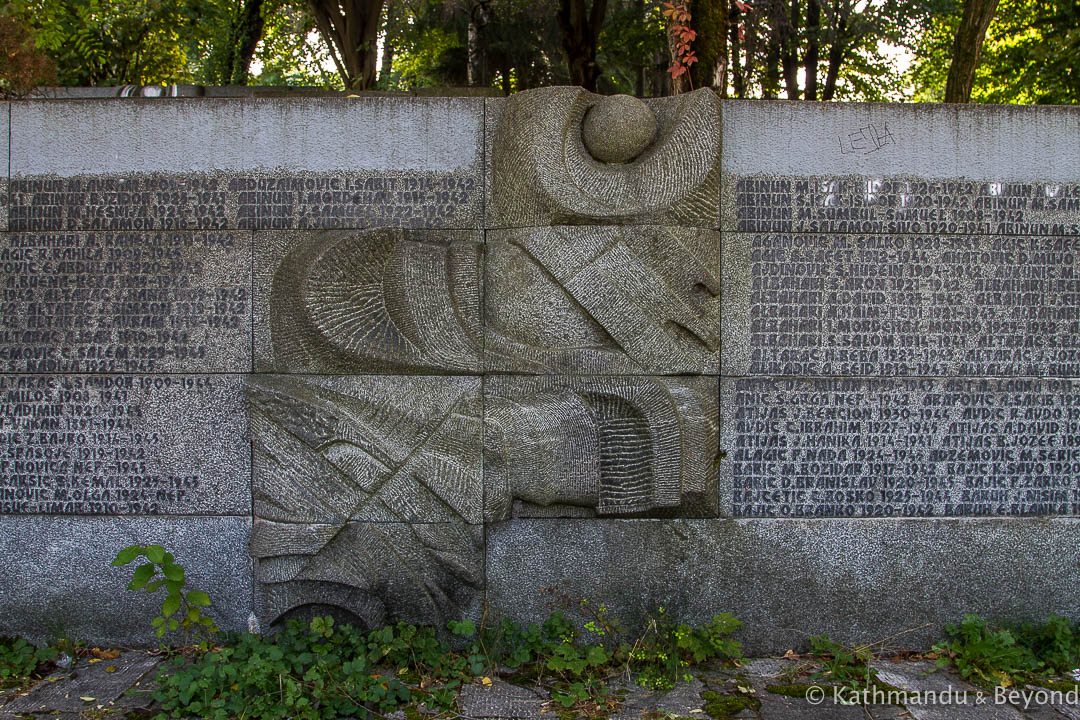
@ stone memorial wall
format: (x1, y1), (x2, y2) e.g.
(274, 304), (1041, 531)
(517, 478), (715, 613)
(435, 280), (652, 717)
(1, 94), (1078, 652)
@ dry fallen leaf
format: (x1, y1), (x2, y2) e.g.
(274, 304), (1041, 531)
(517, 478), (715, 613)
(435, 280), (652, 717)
(481, 676), (493, 687)
(91, 648), (121, 660)
(783, 649), (800, 660)
(105, 665), (117, 673)
(79, 696), (96, 702)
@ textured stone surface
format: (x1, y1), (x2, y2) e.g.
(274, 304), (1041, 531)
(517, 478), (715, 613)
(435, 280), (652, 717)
(722, 102), (1080, 234)
(485, 226), (720, 374)
(582, 95), (657, 164)
(255, 228), (482, 373)
(487, 88), (721, 227)
(0, 515), (251, 646)
(0, 374), (250, 515)
(873, 662), (1025, 719)
(9, 98), (483, 231)
(1, 103), (7, 232)
(721, 377), (1080, 519)
(0, 652), (159, 715)
(610, 678), (706, 720)
(253, 521), (484, 632)
(247, 374), (483, 631)
(486, 518), (1080, 655)
(0, 231), (252, 373)
(721, 231), (1080, 376)
(484, 376), (718, 520)
(247, 374), (482, 523)
(457, 679), (547, 719)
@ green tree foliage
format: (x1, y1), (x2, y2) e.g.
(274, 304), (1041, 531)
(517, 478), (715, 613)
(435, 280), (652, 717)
(729, 0), (935, 101)
(596, 0), (666, 95)
(241, 1), (340, 86)
(911, 0), (1079, 104)
(9, 0), (203, 85)
(8, 0), (1076, 103)
(0, 13), (57, 97)
(8, 0), (279, 86)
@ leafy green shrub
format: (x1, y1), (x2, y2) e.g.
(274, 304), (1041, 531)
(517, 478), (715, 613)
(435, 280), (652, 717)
(150, 607), (745, 718)
(153, 617), (461, 719)
(807, 634), (877, 689)
(627, 609), (743, 691)
(1013, 615), (1080, 675)
(933, 614), (1042, 687)
(0, 636), (57, 688)
(932, 614), (1080, 688)
(112, 544), (217, 645)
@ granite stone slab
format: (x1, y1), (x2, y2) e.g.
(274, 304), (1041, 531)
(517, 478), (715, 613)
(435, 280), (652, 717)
(457, 679), (547, 719)
(0, 231), (252, 373)
(720, 376), (1080, 519)
(484, 226), (720, 374)
(484, 375), (718, 520)
(253, 521), (484, 633)
(721, 231), (1080, 377)
(487, 88), (721, 228)
(0, 374), (250, 516)
(0, 515), (252, 646)
(0, 652), (159, 715)
(247, 374), (482, 523)
(873, 662), (1026, 719)
(253, 228), (483, 374)
(1, 103), (8, 232)
(721, 102), (1080, 233)
(485, 518), (1080, 655)
(9, 98), (484, 232)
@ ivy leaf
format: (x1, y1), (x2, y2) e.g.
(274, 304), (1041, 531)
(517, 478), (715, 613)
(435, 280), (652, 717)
(127, 563), (156, 591)
(112, 545), (143, 566)
(162, 593), (182, 618)
(144, 545), (166, 564)
(162, 563), (184, 582)
(187, 590), (211, 607)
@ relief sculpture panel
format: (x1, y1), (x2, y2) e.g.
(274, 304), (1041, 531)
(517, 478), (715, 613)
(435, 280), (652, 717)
(246, 87), (724, 631)
(246, 374), (484, 629)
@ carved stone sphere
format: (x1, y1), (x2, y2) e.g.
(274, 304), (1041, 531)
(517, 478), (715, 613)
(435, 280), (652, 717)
(581, 94), (657, 164)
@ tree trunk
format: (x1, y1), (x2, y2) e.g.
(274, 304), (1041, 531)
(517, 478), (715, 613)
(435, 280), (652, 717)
(467, 1), (491, 86)
(379, 32), (394, 86)
(557, 0), (608, 91)
(689, 0), (727, 92)
(762, 2), (781, 98)
(729, 0), (744, 98)
(780, 0), (799, 99)
(634, 0), (645, 96)
(803, 0), (819, 100)
(308, 0), (385, 91)
(229, 0), (265, 85)
(651, 48), (670, 96)
(821, 0), (848, 101)
(944, 0), (1000, 102)
(741, 3), (757, 98)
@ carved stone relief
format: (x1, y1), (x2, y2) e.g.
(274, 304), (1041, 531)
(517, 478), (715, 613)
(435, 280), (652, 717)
(488, 87), (722, 227)
(248, 87), (723, 630)
(484, 376), (718, 520)
(266, 228), (483, 374)
(246, 375), (484, 628)
(485, 225), (720, 374)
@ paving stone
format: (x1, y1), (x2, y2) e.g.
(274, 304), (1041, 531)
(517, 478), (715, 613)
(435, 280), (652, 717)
(457, 678), (546, 719)
(0, 652), (159, 716)
(872, 662), (1025, 720)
